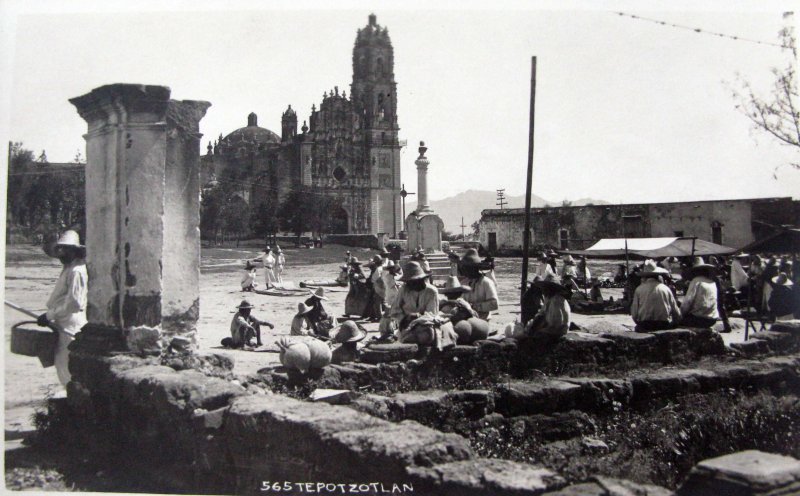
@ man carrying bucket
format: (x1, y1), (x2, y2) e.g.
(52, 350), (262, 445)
(37, 230), (88, 387)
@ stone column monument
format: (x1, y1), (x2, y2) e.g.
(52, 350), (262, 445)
(69, 84), (210, 353)
(405, 141), (444, 252)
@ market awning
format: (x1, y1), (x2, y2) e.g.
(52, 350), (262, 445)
(558, 237), (737, 259)
(739, 228), (800, 254)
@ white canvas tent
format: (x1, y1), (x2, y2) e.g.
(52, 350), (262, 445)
(559, 237), (736, 259)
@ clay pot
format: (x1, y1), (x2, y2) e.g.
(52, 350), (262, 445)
(453, 320), (473, 344)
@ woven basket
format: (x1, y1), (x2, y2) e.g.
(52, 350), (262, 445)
(11, 321), (57, 358)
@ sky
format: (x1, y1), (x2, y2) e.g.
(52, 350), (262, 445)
(1, 0), (799, 206)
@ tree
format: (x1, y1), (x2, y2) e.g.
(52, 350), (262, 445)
(561, 199), (573, 207)
(221, 195), (250, 247)
(732, 19), (800, 176)
(471, 220), (480, 239)
(251, 198), (280, 245)
(279, 187), (313, 240)
(441, 229), (454, 241)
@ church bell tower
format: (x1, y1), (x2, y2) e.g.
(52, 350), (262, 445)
(351, 13), (402, 236)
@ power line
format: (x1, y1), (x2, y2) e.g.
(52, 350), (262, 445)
(615, 11), (792, 50)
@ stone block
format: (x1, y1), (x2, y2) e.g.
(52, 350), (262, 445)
(543, 482), (606, 495)
(560, 377), (633, 409)
(133, 369), (246, 419)
(326, 420), (473, 482)
(225, 394), (392, 482)
(752, 331), (797, 353)
(592, 476), (672, 496)
(192, 406), (228, 430)
(309, 389), (359, 405)
(448, 390), (495, 418)
(360, 343), (419, 364)
(440, 345), (480, 359)
(689, 327), (727, 355)
(475, 340), (504, 356)
(631, 368), (712, 401)
(650, 328), (694, 362)
(731, 339), (771, 357)
(771, 320), (800, 335)
(495, 380), (583, 416)
(349, 394), (394, 419)
(394, 391), (451, 423)
(581, 321), (631, 335)
(677, 450), (800, 496)
(409, 458), (566, 496)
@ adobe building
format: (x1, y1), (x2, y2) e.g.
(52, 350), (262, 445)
(201, 14), (403, 236)
(479, 197), (800, 254)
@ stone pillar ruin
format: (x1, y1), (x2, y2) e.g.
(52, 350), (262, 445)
(69, 84), (210, 353)
(406, 141), (444, 253)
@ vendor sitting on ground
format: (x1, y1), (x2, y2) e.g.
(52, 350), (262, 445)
(331, 320), (367, 364)
(525, 275), (572, 339)
(290, 302), (314, 336)
(534, 253), (557, 280)
(438, 276), (476, 321)
(560, 255), (580, 292)
(589, 279), (604, 303)
(305, 287), (336, 337)
(459, 248), (499, 320)
(521, 275), (544, 326)
(222, 300), (274, 349)
(389, 261), (440, 331)
(680, 257), (719, 329)
(768, 273), (796, 321)
(630, 260), (681, 332)
(241, 261), (258, 292)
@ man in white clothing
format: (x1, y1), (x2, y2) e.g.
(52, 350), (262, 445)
(37, 230), (88, 387)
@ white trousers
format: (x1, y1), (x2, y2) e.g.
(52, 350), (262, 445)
(55, 329), (75, 387)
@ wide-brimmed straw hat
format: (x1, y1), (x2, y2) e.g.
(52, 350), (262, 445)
(48, 230), (86, 258)
(349, 257), (363, 266)
(308, 287), (328, 300)
(236, 299), (254, 309)
(333, 321), (367, 343)
(400, 261), (427, 281)
(640, 259), (670, 278)
(533, 274), (569, 294)
(296, 302), (313, 314)
(772, 273), (794, 287)
(460, 248), (482, 267)
(440, 276), (471, 295)
(689, 256), (716, 276)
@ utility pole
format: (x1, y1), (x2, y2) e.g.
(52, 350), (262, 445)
(496, 189), (507, 209)
(521, 57), (537, 304)
(460, 216), (467, 241)
(399, 183), (415, 233)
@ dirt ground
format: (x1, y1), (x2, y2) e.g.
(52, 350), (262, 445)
(4, 244), (750, 443)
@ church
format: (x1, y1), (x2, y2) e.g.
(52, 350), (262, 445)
(201, 14), (403, 236)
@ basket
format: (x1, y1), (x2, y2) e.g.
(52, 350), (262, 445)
(11, 321), (58, 359)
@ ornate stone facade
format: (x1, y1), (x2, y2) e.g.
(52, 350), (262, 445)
(201, 14), (402, 235)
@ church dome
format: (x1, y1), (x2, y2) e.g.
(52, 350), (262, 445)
(222, 113), (280, 148)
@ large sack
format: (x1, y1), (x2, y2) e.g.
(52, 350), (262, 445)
(305, 338), (333, 369)
(468, 317), (490, 341)
(454, 320), (473, 344)
(278, 339), (312, 373)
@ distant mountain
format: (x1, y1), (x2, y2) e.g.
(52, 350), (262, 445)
(406, 190), (608, 233)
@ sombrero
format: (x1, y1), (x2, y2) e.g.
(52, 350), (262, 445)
(689, 256), (717, 277)
(296, 302), (313, 314)
(771, 273), (794, 287)
(236, 299), (254, 309)
(400, 261), (427, 281)
(440, 276), (471, 295)
(460, 248), (482, 267)
(640, 259), (670, 278)
(46, 230), (86, 258)
(333, 320), (367, 343)
(533, 275), (569, 294)
(308, 287), (328, 300)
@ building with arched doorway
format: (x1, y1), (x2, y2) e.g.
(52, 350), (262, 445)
(201, 14), (403, 236)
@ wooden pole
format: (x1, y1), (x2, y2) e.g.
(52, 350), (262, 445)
(521, 57), (537, 303)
